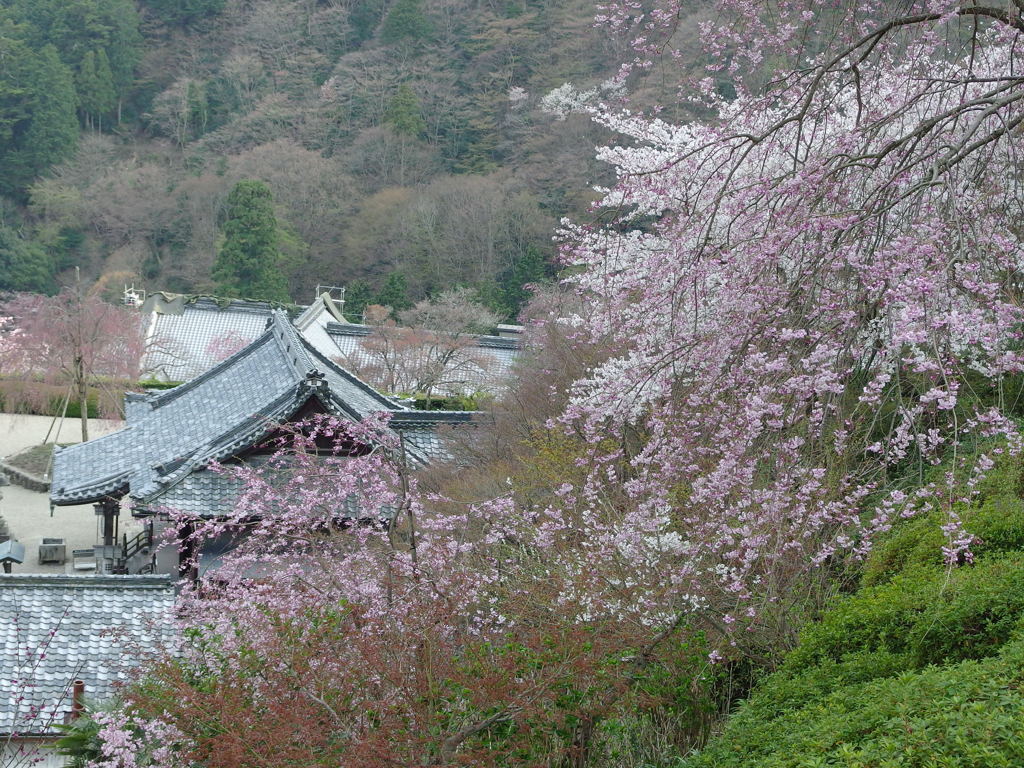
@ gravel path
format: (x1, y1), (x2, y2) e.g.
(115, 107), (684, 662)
(0, 413), (142, 574)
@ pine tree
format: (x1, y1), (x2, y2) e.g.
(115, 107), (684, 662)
(0, 226), (55, 292)
(213, 180), (291, 303)
(385, 84), (426, 136)
(0, 32), (31, 154)
(381, 0), (432, 45)
(1, 44), (78, 196)
(76, 50), (97, 113)
(186, 79), (208, 138)
(92, 49), (116, 121)
(375, 272), (412, 315)
(146, 0), (226, 26)
(343, 280), (373, 322)
(485, 244), (549, 318)
(350, 0), (384, 43)
(76, 49), (116, 129)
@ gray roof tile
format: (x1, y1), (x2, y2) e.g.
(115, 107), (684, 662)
(143, 298), (273, 382)
(322, 323), (520, 395)
(0, 575), (175, 735)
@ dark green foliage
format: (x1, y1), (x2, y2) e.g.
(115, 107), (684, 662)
(52, 226), (85, 272)
(142, 0), (225, 26)
(213, 180), (291, 303)
(350, 0), (385, 43)
(55, 711), (104, 767)
(343, 279), (373, 322)
(681, 457), (1024, 768)
(410, 392), (483, 411)
(784, 556), (1024, 673)
(375, 271), (412, 313)
(0, 226), (55, 292)
(684, 641), (1024, 768)
(385, 84), (426, 136)
(483, 244), (550, 319)
(0, 386), (100, 418)
(0, 26), (30, 149)
(186, 80), (209, 138)
(4, 0), (141, 96)
(863, 458), (1024, 587)
(76, 49), (117, 127)
(451, 109), (501, 174)
(381, 0), (432, 45)
(0, 43), (78, 195)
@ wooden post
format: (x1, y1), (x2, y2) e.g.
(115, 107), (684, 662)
(178, 520), (199, 583)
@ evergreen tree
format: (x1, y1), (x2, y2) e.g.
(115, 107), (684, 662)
(0, 30), (32, 155)
(343, 280), (373, 322)
(375, 271), (412, 314)
(385, 84), (426, 136)
(350, 0), (385, 43)
(213, 180), (290, 303)
(484, 244), (549, 318)
(92, 49), (116, 116)
(76, 49), (116, 129)
(5, 0), (141, 99)
(144, 0), (226, 26)
(94, 0), (142, 99)
(0, 226), (55, 292)
(381, 0), (432, 45)
(1, 44), (78, 196)
(186, 80), (208, 138)
(76, 50), (98, 112)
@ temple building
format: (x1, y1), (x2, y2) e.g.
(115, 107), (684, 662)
(49, 310), (473, 578)
(136, 288), (522, 396)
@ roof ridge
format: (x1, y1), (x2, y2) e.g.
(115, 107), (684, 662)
(0, 574), (173, 587)
(268, 310), (314, 381)
(137, 384), (308, 503)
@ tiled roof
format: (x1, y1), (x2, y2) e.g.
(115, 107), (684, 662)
(133, 461), (373, 521)
(0, 575), (175, 735)
(143, 297), (273, 382)
(132, 466), (248, 519)
(140, 295), (522, 397)
(320, 322), (520, 395)
(52, 312), (474, 510)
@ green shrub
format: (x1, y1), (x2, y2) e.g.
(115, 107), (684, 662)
(679, 452), (1024, 768)
(860, 514), (945, 587)
(789, 555), (1024, 673)
(863, 456), (1024, 587)
(968, 494), (1024, 553)
(682, 640), (1024, 768)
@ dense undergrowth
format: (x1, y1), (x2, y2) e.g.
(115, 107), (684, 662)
(679, 456), (1024, 768)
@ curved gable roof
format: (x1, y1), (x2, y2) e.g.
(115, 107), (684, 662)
(52, 312), (420, 506)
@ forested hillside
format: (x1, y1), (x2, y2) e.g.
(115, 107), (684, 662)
(0, 0), (676, 315)
(8, 0), (1024, 766)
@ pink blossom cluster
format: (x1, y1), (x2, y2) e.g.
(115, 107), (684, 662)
(547, 0), (1024, 645)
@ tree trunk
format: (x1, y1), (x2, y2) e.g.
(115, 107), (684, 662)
(76, 358), (89, 442)
(564, 716), (595, 768)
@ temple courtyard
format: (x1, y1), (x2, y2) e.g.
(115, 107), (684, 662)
(0, 413), (142, 575)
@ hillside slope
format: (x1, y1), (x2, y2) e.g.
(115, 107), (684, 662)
(1, 0), (705, 314)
